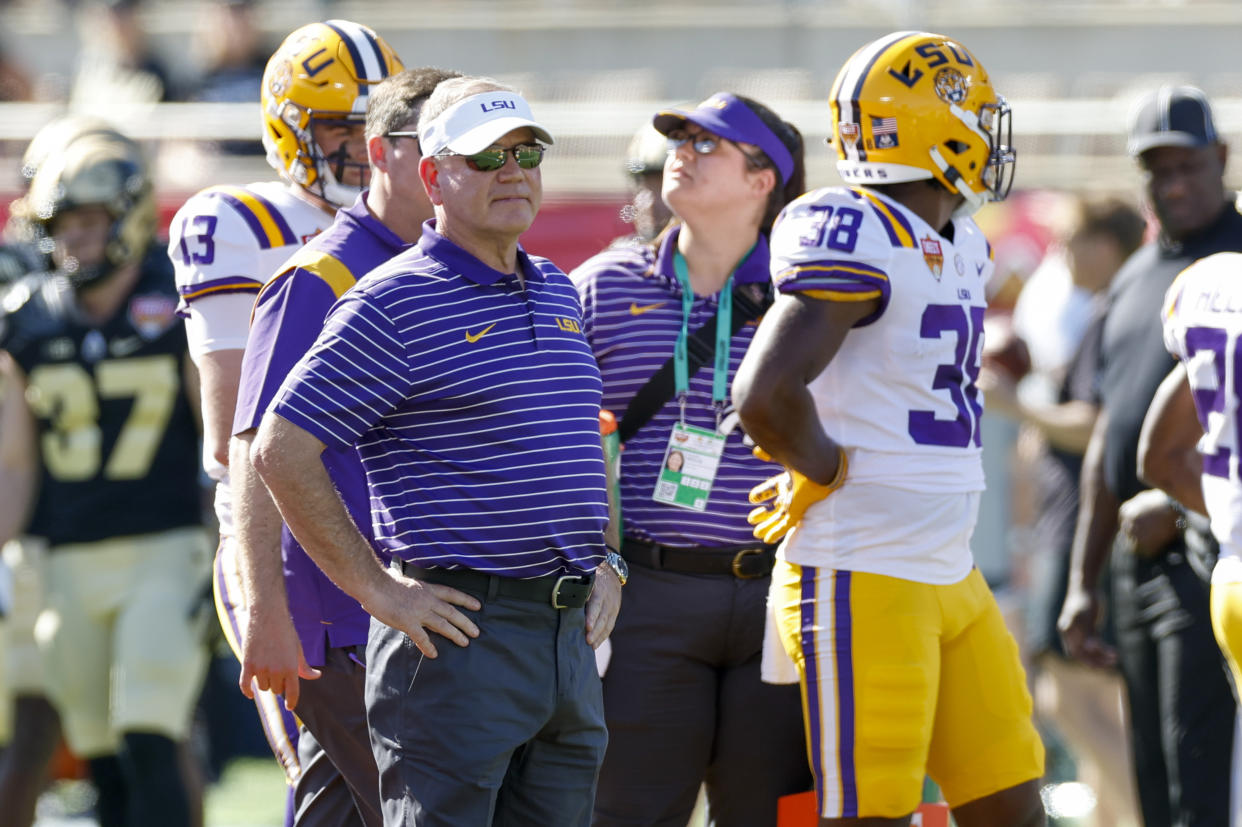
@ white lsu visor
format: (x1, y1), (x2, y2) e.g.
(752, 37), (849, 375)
(420, 91), (554, 158)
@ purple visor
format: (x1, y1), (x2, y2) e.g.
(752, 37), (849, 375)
(652, 92), (794, 185)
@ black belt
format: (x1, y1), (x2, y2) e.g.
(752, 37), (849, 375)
(393, 559), (594, 609)
(620, 539), (777, 579)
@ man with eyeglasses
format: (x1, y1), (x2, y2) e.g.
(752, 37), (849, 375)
(228, 67), (459, 827)
(251, 76), (623, 826)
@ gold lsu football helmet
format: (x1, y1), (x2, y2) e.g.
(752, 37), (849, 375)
(828, 31), (1015, 214)
(261, 20), (402, 207)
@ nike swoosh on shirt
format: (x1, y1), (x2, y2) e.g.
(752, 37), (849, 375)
(465, 323), (497, 343)
(629, 301), (666, 316)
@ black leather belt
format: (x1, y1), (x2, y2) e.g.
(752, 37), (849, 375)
(393, 559), (594, 609)
(620, 539), (777, 579)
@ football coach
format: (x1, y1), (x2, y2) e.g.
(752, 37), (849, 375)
(250, 75), (625, 826)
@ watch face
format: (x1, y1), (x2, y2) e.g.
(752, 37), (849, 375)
(607, 551), (629, 584)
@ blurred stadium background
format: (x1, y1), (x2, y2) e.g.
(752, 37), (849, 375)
(2, 0), (1242, 269)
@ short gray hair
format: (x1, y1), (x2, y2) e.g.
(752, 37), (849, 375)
(365, 67), (463, 140)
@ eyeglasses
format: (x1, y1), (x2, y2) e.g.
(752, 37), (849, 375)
(437, 144), (545, 172)
(666, 129), (768, 171)
(667, 129), (724, 157)
(385, 131), (420, 148)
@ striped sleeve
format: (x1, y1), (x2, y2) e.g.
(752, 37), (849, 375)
(270, 289), (413, 450)
(170, 189), (272, 315)
(769, 188), (895, 327)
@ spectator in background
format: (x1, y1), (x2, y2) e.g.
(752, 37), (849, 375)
(612, 121), (673, 247)
(572, 92), (810, 827)
(189, 0), (267, 103)
(70, 0), (174, 111)
(982, 196), (1146, 827)
(1058, 85), (1241, 826)
(0, 40), (31, 102)
(187, 0), (270, 155)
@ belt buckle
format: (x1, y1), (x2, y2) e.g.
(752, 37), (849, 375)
(551, 574), (588, 609)
(731, 548), (765, 579)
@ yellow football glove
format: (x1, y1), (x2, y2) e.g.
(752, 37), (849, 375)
(747, 446), (848, 544)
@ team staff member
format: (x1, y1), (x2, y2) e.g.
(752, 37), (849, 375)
(1058, 85), (1240, 826)
(571, 92), (811, 827)
(252, 77), (623, 826)
(0, 130), (207, 827)
(734, 32), (1045, 826)
(168, 20), (402, 823)
(230, 67), (460, 827)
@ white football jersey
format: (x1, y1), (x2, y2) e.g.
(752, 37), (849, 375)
(168, 180), (332, 534)
(770, 186), (994, 582)
(1162, 251), (1242, 563)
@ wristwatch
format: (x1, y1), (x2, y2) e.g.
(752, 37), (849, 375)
(603, 550), (629, 586)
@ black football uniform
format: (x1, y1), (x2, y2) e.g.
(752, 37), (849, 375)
(0, 249), (201, 546)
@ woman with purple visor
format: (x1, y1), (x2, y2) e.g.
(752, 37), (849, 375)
(570, 92), (811, 826)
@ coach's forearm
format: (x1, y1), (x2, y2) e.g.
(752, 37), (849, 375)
(231, 429), (293, 612)
(251, 412), (388, 603)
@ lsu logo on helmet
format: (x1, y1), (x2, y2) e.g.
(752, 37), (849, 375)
(261, 20), (403, 207)
(828, 31), (1015, 214)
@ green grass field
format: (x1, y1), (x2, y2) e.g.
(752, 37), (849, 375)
(205, 758), (287, 827)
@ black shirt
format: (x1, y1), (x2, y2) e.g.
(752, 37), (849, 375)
(0, 248), (201, 546)
(1098, 202), (1242, 502)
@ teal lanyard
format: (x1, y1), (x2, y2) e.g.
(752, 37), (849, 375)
(672, 250), (738, 423)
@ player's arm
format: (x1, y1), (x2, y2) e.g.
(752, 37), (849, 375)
(0, 351), (37, 545)
(1138, 362), (1206, 515)
(252, 412), (481, 660)
(182, 352), (203, 435)
(170, 194), (266, 471)
(197, 349), (243, 469)
(1057, 408), (1119, 668)
(733, 292), (875, 482)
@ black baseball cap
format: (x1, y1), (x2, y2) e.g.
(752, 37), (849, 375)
(1128, 85), (1220, 157)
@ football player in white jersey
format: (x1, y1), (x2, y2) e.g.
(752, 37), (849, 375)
(1141, 250), (1242, 766)
(733, 31), (1045, 826)
(167, 18), (401, 814)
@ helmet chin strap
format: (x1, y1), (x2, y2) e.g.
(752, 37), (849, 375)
(927, 146), (987, 217)
(312, 140), (365, 209)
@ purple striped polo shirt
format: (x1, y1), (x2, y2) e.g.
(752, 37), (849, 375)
(570, 227), (780, 548)
(271, 221), (608, 578)
(233, 192), (408, 664)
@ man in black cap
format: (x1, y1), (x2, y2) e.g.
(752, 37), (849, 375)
(1059, 84), (1242, 825)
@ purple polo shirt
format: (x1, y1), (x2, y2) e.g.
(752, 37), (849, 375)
(234, 192), (408, 665)
(269, 221), (608, 577)
(569, 227), (779, 547)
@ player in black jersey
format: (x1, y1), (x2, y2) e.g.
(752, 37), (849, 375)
(0, 128), (207, 827)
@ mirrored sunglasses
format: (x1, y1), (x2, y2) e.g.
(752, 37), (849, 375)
(439, 144), (545, 172)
